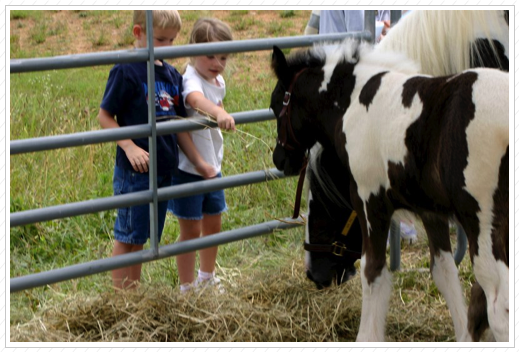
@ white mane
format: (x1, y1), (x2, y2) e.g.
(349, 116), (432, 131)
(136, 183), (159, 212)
(377, 10), (508, 76)
(314, 38), (421, 93)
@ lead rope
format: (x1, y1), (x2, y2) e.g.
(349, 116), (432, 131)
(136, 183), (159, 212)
(292, 154), (309, 219)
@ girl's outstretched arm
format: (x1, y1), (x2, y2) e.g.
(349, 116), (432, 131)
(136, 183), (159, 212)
(186, 92), (236, 131)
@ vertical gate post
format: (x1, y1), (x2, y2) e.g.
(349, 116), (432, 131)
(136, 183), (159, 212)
(146, 10), (159, 256)
(364, 10), (376, 43)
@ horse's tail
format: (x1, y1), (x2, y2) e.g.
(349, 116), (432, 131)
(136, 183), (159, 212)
(378, 10), (508, 76)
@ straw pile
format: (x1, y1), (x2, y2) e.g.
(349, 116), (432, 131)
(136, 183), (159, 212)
(11, 249), (460, 342)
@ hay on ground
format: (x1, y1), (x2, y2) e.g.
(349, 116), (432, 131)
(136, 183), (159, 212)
(11, 251), (461, 342)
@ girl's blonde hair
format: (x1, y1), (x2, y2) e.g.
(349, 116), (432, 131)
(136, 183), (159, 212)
(189, 18), (233, 44)
(133, 10), (182, 33)
(185, 18), (233, 70)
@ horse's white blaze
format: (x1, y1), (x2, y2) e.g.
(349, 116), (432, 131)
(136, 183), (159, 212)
(431, 250), (471, 341)
(462, 69), (509, 341)
(357, 255), (392, 342)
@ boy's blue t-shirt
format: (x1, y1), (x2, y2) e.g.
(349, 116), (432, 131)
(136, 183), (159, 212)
(100, 61), (187, 174)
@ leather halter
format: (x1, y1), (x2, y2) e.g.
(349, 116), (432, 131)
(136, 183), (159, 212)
(276, 68), (310, 219)
(277, 68), (308, 152)
(304, 211), (362, 260)
(303, 241), (361, 259)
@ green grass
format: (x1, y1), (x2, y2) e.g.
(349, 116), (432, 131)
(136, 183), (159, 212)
(10, 10), (310, 329)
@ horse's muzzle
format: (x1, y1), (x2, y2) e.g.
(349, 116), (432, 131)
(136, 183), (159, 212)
(306, 270), (332, 290)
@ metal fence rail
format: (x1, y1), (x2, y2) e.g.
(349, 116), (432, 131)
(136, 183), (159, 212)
(10, 32), (372, 73)
(11, 218), (301, 293)
(11, 109), (275, 155)
(11, 168), (286, 227)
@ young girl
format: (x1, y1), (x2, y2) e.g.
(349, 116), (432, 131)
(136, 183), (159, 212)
(168, 18), (235, 293)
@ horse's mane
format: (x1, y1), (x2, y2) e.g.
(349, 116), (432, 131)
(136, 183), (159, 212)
(377, 10), (507, 76)
(288, 39), (420, 79)
(306, 143), (352, 213)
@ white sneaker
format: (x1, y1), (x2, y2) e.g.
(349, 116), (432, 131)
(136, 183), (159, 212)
(387, 222), (418, 248)
(195, 276), (225, 294)
(400, 222), (418, 244)
(179, 282), (194, 295)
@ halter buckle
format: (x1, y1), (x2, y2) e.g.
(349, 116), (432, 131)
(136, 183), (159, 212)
(332, 241), (347, 257)
(282, 91), (291, 106)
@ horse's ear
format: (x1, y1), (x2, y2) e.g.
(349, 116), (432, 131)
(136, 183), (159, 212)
(272, 46), (291, 86)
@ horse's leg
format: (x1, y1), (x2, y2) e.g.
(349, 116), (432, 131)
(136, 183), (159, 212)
(353, 190), (392, 342)
(458, 149), (509, 341)
(465, 215), (508, 341)
(421, 213), (470, 341)
(468, 281), (491, 341)
(456, 209), (508, 341)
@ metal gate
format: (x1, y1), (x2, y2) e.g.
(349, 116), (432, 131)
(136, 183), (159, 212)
(11, 10), (467, 293)
(10, 10), (377, 293)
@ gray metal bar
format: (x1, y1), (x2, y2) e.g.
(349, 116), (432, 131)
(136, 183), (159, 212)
(145, 11), (159, 254)
(10, 218), (301, 293)
(11, 191), (153, 228)
(390, 10), (402, 25)
(10, 48), (148, 73)
(10, 168), (287, 227)
(10, 109), (275, 155)
(158, 168), (285, 202)
(153, 32), (372, 59)
(10, 32), (372, 74)
(364, 10), (377, 43)
(389, 220), (401, 271)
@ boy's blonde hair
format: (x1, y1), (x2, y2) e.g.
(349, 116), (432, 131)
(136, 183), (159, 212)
(133, 10), (182, 32)
(189, 18), (233, 44)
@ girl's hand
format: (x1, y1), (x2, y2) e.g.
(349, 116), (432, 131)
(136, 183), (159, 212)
(215, 111), (236, 131)
(124, 144), (150, 173)
(195, 160), (217, 179)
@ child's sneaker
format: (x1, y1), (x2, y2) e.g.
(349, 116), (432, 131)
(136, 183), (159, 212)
(195, 275), (225, 294)
(179, 282), (194, 295)
(400, 222), (418, 245)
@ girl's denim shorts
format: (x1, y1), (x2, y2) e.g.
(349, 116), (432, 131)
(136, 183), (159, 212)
(167, 169), (227, 220)
(113, 165), (172, 245)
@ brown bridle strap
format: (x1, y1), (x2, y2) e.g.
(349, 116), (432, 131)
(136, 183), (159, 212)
(292, 155), (309, 219)
(276, 68), (310, 219)
(277, 68), (309, 151)
(303, 241), (362, 260)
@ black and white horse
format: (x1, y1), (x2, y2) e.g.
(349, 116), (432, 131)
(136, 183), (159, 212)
(271, 39), (508, 341)
(301, 9), (509, 341)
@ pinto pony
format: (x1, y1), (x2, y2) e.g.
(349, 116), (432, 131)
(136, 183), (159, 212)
(301, 10), (509, 341)
(271, 39), (509, 341)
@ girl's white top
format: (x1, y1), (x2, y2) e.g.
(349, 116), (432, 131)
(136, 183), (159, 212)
(178, 64), (226, 176)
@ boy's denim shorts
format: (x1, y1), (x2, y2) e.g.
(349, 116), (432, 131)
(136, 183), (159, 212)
(167, 169), (227, 220)
(113, 165), (172, 245)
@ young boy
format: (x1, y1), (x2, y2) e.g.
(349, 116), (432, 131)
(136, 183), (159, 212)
(98, 10), (207, 290)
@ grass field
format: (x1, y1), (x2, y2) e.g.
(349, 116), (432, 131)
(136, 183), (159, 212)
(10, 10), (476, 342)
